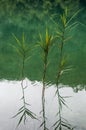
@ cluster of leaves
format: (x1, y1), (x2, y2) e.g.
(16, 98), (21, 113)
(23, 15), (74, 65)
(13, 104), (37, 126)
(54, 89), (73, 130)
(12, 33), (31, 63)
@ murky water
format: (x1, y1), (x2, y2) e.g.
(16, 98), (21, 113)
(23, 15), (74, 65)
(0, 79), (86, 130)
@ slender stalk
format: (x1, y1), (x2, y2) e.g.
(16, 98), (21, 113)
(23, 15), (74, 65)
(42, 50), (48, 130)
(21, 54), (27, 123)
(55, 29), (65, 130)
(39, 29), (53, 130)
(54, 9), (74, 130)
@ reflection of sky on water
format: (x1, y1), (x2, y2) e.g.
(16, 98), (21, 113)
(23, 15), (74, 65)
(0, 79), (86, 130)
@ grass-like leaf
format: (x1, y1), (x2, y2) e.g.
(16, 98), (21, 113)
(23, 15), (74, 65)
(12, 33), (21, 47)
(54, 122), (61, 130)
(52, 120), (60, 127)
(19, 106), (24, 111)
(65, 22), (78, 30)
(25, 109), (37, 119)
(12, 109), (24, 118)
(62, 123), (72, 130)
(40, 121), (45, 127)
(66, 9), (83, 26)
(17, 112), (25, 127)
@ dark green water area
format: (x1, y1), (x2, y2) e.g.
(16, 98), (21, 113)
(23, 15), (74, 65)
(0, 0), (86, 86)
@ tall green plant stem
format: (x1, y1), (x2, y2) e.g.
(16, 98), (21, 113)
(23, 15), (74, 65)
(56, 24), (65, 85)
(39, 29), (53, 130)
(21, 55), (26, 122)
(42, 50), (48, 130)
(54, 10), (72, 129)
(54, 8), (79, 129)
(56, 27), (65, 130)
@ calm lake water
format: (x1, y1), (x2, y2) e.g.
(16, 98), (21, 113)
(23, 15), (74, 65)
(0, 79), (86, 130)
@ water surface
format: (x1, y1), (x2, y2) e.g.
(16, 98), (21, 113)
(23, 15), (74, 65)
(0, 79), (86, 130)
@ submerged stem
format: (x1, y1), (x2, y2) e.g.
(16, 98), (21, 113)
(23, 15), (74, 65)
(42, 51), (48, 130)
(21, 55), (27, 122)
(55, 16), (67, 130)
(54, 9), (75, 129)
(39, 28), (53, 130)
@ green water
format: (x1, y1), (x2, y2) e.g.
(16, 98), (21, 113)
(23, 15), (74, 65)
(0, 7), (86, 86)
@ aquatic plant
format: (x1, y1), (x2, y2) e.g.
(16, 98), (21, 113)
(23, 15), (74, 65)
(52, 8), (80, 130)
(38, 28), (54, 130)
(11, 33), (37, 126)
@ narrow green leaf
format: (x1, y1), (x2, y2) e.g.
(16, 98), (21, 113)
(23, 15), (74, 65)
(61, 58), (66, 68)
(25, 102), (30, 106)
(56, 31), (62, 37)
(22, 32), (25, 45)
(65, 7), (68, 17)
(19, 106), (24, 111)
(62, 96), (72, 98)
(60, 99), (69, 108)
(62, 14), (66, 26)
(62, 123), (72, 129)
(49, 16), (62, 31)
(56, 112), (59, 116)
(46, 28), (49, 45)
(40, 121), (45, 127)
(52, 120), (60, 127)
(17, 50), (23, 58)
(59, 95), (65, 102)
(17, 112), (25, 127)
(66, 9), (83, 26)
(54, 122), (61, 130)
(62, 120), (71, 127)
(25, 109), (37, 119)
(25, 56), (31, 61)
(12, 33), (21, 47)
(66, 22), (78, 30)
(78, 21), (86, 27)
(39, 33), (43, 43)
(12, 109), (24, 118)
(10, 44), (24, 58)
(64, 36), (72, 42)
